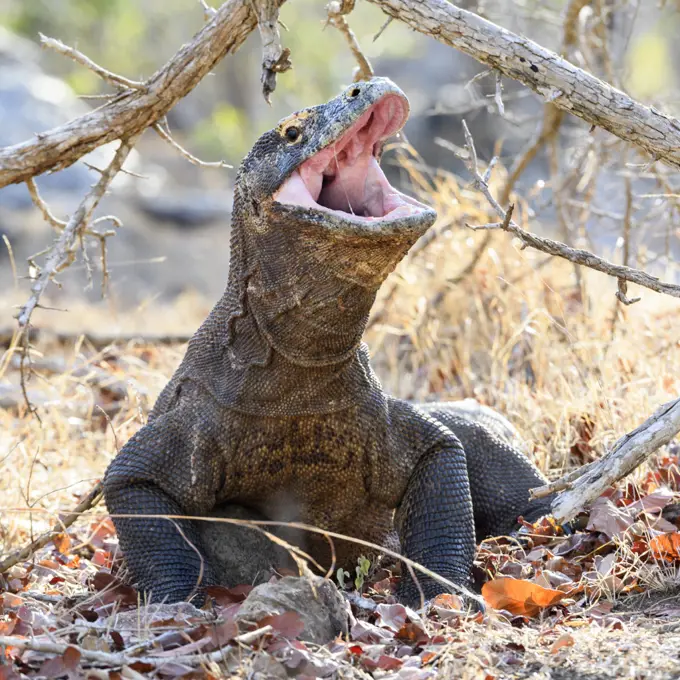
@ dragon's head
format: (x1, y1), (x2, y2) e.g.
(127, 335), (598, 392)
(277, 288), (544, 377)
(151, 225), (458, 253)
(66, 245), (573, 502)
(230, 78), (437, 365)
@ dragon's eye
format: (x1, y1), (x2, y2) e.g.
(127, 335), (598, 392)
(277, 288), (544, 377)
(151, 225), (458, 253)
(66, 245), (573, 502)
(285, 126), (301, 143)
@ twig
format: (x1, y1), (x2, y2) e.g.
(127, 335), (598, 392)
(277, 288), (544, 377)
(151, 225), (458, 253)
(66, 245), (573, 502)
(26, 178), (67, 230)
(251, 0), (292, 103)
(99, 513), (485, 608)
(327, 0), (374, 82)
(0, 0), (287, 188)
(530, 461), (596, 499)
(39, 34), (145, 91)
(16, 136), (139, 329)
(0, 626), (273, 667)
(199, 0), (218, 19)
(153, 123), (231, 168)
(459, 121), (680, 301)
(0, 482), (103, 573)
(549, 397), (680, 523)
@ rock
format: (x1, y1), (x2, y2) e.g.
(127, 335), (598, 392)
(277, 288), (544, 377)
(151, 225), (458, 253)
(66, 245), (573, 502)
(199, 504), (290, 588)
(236, 576), (349, 645)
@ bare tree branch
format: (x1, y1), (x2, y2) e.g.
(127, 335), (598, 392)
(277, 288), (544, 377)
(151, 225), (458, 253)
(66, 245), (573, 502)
(327, 0), (374, 82)
(369, 0), (680, 170)
(153, 123), (231, 169)
(0, 0), (287, 189)
(252, 0), (292, 103)
(545, 397), (680, 523)
(459, 122), (680, 301)
(39, 34), (145, 91)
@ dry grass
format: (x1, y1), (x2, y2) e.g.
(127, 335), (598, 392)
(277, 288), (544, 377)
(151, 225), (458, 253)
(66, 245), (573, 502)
(2, 158), (680, 677)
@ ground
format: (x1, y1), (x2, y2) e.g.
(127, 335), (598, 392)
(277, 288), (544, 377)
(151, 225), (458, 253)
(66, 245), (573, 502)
(2, 161), (680, 678)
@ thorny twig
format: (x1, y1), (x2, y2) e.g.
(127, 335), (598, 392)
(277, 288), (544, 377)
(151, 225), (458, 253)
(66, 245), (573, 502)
(326, 0), (374, 82)
(153, 122), (231, 168)
(39, 34), (145, 91)
(17, 135), (139, 330)
(460, 121), (680, 302)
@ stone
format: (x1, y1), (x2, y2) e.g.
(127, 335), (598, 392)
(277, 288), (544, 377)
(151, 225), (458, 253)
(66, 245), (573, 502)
(236, 576), (349, 645)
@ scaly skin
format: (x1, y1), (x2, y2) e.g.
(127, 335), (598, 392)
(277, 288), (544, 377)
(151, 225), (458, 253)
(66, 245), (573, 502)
(103, 79), (552, 606)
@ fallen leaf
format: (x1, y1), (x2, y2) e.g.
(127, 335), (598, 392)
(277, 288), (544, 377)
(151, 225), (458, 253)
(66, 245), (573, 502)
(649, 532), (680, 561)
(375, 603), (408, 632)
(482, 578), (567, 617)
(587, 500), (634, 539)
(550, 633), (575, 654)
(259, 611), (305, 640)
(51, 532), (71, 554)
(627, 489), (674, 514)
(431, 593), (463, 610)
(376, 655), (403, 671)
(206, 584), (253, 605)
(396, 621), (429, 644)
(350, 619), (394, 643)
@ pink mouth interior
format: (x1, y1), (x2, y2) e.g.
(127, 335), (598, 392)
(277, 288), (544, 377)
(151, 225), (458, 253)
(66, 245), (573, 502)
(274, 94), (427, 222)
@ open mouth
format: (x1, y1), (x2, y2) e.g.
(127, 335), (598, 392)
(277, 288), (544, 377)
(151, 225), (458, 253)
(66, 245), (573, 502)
(274, 94), (429, 223)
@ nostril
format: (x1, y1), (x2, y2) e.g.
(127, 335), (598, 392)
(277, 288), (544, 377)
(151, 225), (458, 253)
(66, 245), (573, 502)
(350, 87), (360, 98)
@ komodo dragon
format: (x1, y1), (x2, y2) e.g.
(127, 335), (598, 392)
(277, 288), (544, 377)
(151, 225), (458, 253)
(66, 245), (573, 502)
(103, 78), (552, 606)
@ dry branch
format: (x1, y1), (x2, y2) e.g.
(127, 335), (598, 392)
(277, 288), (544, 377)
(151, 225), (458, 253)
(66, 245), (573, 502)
(327, 0), (374, 82)
(459, 122), (680, 301)
(16, 136), (138, 328)
(369, 0), (680, 170)
(253, 0), (292, 103)
(0, 0), (286, 188)
(39, 34), (145, 91)
(0, 625), (273, 667)
(544, 398), (680, 523)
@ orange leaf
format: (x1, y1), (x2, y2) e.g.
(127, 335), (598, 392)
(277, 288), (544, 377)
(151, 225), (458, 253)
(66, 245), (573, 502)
(550, 633), (575, 654)
(432, 593), (463, 610)
(53, 533), (71, 554)
(482, 578), (567, 617)
(649, 532), (680, 561)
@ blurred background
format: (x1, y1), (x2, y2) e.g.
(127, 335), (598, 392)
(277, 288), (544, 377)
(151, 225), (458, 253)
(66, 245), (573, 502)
(0, 0), (679, 308)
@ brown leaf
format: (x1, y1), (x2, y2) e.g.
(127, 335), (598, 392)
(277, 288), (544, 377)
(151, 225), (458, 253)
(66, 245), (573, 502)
(0, 667), (22, 680)
(259, 611), (305, 640)
(550, 633), (575, 654)
(396, 621), (429, 644)
(482, 578), (567, 616)
(586, 500), (634, 539)
(431, 593), (463, 610)
(376, 655), (403, 671)
(63, 646), (81, 670)
(375, 603), (408, 632)
(206, 584), (252, 606)
(53, 532), (71, 554)
(91, 571), (138, 606)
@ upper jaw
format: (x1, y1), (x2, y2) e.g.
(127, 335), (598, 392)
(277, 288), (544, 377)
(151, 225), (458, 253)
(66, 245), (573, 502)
(273, 83), (435, 233)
